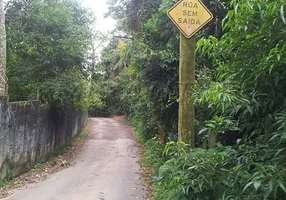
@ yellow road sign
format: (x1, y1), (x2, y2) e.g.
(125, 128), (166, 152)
(168, 0), (213, 38)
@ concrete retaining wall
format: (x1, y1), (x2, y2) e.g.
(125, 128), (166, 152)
(0, 97), (88, 179)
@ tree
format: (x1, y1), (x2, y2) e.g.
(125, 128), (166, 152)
(96, 0), (230, 143)
(106, 0), (163, 34)
(5, 0), (95, 107)
(0, 0), (6, 96)
(197, 0), (286, 138)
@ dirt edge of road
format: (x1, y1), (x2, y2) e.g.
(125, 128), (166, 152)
(136, 142), (155, 200)
(0, 124), (89, 199)
(113, 116), (154, 200)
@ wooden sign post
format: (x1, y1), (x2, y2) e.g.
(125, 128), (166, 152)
(168, 0), (213, 147)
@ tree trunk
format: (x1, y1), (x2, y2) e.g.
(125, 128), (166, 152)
(178, 33), (196, 147)
(208, 132), (217, 148)
(0, 0), (6, 96)
(159, 125), (167, 145)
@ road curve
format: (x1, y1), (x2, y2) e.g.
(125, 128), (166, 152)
(4, 118), (147, 200)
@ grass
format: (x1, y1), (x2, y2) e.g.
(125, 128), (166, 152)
(78, 131), (89, 139)
(0, 180), (10, 188)
(134, 130), (175, 200)
(33, 163), (42, 169)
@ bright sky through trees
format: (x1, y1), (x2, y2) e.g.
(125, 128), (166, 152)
(4, 0), (116, 34)
(80, 0), (116, 57)
(81, 0), (116, 34)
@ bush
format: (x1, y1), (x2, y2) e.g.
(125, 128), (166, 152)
(40, 69), (90, 109)
(156, 138), (286, 200)
(89, 76), (127, 117)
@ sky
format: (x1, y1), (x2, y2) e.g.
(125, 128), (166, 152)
(81, 0), (117, 34)
(3, 0), (117, 33)
(80, 0), (117, 56)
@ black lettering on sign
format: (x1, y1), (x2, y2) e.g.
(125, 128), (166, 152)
(182, 2), (198, 9)
(178, 18), (201, 25)
(183, 10), (198, 16)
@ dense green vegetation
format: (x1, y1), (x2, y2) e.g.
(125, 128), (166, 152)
(4, 0), (286, 199)
(5, 0), (99, 109)
(93, 0), (286, 199)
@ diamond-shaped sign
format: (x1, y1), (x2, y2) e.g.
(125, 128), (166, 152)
(168, 0), (213, 38)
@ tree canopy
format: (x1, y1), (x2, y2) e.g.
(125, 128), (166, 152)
(5, 0), (95, 108)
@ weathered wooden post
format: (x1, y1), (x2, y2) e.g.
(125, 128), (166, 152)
(0, 0), (7, 96)
(178, 34), (196, 147)
(168, 0), (213, 147)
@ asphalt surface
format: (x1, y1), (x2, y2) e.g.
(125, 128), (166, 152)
(4, 118), (147, 200)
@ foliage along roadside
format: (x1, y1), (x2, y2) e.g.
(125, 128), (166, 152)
(133, 129), (172, 200)
(5, 0), (100, 109)
(158, 0), (286, 198)
(91, 0), (286, 199)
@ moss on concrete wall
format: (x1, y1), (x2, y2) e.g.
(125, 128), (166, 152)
(0, 98), (88, 179)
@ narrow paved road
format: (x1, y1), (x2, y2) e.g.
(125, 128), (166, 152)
(5, 118), (146, 200)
